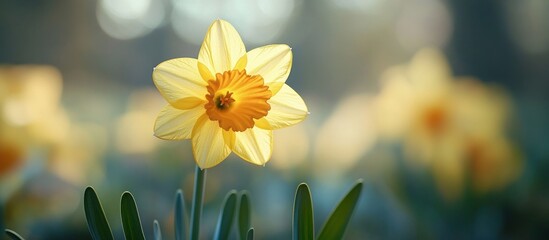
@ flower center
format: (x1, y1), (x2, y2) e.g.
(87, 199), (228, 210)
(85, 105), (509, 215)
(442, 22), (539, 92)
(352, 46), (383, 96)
(422, 105), (447, 136)
(215, 91), (235, 109)
(205, 69), (272, 132)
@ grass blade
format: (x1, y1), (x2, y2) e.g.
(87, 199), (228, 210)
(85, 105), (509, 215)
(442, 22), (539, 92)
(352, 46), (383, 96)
(84, 187), (114, 240)
(5, 229), (24, 240)
(246, 228), (254, 240)
(153, 220), (162, 240)
(213, 190), (238, 240)
(121, 191), (145, 240)
(317, 179), (363, 240)
(293, 183), (314, 240)
(174, 189), (187, 240)
(237, 191), (251, 240)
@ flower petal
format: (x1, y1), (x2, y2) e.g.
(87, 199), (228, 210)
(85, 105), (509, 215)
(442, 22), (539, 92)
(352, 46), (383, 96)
(154, 105), (204, 140)
(257, 84), (308, 130)
(198, 20), (246, 76)
(232, 127), (273, 165)
(245, 44), (292, 94)
(192, 114), (232, 168)
(153, 58), (207, 109)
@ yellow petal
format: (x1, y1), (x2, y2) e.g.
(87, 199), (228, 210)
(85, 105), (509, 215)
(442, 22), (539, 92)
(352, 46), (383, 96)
(408, 48), (451, 90)
(153, 58), (207, 109)
(232, 126), (273, 165)
(154, 105), (204, 140)
(198, 61), (215, 82)
(245, 44), (292, 95)
(198, 20), (246, 75)
(259, 84), (308, 130)
(192, 114), (232, 168)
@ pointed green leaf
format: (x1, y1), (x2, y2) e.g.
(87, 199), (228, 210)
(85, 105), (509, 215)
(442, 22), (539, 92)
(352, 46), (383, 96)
(214, 190), (238, 240)
(293, 183), (314, 240)
(174, 189), (187, 240)
(5, 229), (24, 240)
(153, 220), (162, 240)
(317, 179), (363, 240)
(84, 187), (114, 240)
(121, 191), (145, 240)
(246, 228), (254, 240)
(237, 191), (251, 240)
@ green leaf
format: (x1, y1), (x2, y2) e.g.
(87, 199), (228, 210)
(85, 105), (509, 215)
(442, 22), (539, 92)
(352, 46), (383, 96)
(153, 220), (162, 240)
(121, 191), (145, 240)
(84, 187), (114, 240)
(5, 229), (24, 240)
(317, 179), (363, 240)
(246, 228), (254, 240)
(237, 191), (251, 240)
(214, 190), (238, 240)
(293, 183), (314, 240)
(174, 189), (187, 240)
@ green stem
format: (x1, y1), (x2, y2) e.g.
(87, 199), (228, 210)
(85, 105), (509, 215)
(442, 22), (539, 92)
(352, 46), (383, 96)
(0, 202), (4, 232)
(190, 165), (206, 240)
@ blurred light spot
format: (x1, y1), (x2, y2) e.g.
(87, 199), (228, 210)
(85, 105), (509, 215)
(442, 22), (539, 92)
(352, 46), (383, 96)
(171, 0), (296, 45)
(271, 124), (309, 170)
(3, 99), (28, 126)
(116, 111), (158, 154)
(258, 0), (294, 19)
(314, 94), (377, 176)
(395, 0), (453, 51)
(97, 0), (165, 40)
(103, 0), (150, 19)
(28, 108), (71, 145)
(1, 66), (62, 127)
(330, 0), (380, 12)
(504, 0), (549, 54)
(49, 123), (108, 185)
(116, 89), (165, 155)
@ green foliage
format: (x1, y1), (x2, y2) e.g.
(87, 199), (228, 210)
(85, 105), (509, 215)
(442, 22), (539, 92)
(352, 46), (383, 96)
(317, 179), (364, 240)
(84, 187), (114, 240)
(174, 189), (187, 240)
(153, 220), (162, 240)
(293, 183), (315, 240)
(13, 178), (363, 240)
(121, 191), (146, 240)
(246, 228), (254, 240)
(5, 229), (24, 240)
(237, 191), (251, 240)
(214, 190), (238, 240)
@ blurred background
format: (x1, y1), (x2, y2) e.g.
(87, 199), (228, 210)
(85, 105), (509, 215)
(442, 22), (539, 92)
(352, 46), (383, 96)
(1, 0), (548, 239)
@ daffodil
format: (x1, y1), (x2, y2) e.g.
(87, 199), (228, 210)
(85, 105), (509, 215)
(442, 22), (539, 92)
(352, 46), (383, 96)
(153, 20), (308, 169)
(374, 48), (522, 200)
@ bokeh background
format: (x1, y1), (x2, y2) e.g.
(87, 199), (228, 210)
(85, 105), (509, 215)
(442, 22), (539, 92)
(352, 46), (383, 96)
(1, 0), (549, 239)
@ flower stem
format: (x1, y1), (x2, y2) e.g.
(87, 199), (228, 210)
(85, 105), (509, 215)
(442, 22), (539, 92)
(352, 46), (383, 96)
(190, 165), (206, 240)
(0, 202), (4, 232)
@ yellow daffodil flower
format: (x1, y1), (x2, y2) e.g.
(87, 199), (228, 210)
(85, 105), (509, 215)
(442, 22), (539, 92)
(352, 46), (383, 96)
(374, 48), (522, 200)
(153, 20), (308, 169)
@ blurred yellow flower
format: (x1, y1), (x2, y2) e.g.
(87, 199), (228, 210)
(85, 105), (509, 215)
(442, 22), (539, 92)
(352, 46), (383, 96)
(375, 48), (522, 200)
(0, 65), (106, 186)
(0, 65), (63, 177)
(314, 94), (377, 177)
(116, 88), (165, 155)
(153, 20), (308, 169)
(0, 138), (25, 177)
